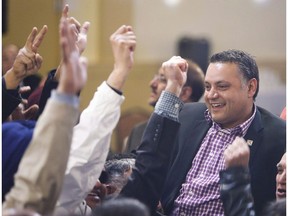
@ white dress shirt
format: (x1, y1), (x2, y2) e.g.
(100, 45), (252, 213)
(55, 81), (125, 214)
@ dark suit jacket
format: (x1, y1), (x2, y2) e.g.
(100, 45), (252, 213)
(124, 121), (148, 153)
(2, 77), (22, 121)
(121, 113), (180, 215)
(161, 103), (286, 215)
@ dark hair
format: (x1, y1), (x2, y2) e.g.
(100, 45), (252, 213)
(261, 198), (286, 216)
(184, 59), (205, 102)
(104, 158), (135, 179)
(104, 153), (136, 180)
(102, 156), (136, 195)
(209, 49), (259, 100)
(92, 197), (149, 216)
(106, 152), (136, 161)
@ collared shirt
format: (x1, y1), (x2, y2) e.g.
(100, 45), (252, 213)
(51, 90), (79, 109)
(172, 105), (256, 216)
(55, 81), (125, 214)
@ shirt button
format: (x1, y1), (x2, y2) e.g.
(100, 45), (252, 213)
(180, 212), (186, 216)
(219, 131), (223, 136)
(175, 103), (180, 108)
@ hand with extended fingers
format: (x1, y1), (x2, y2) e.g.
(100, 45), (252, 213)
(4, 25), (48, 89)
(57, 17), (88, 95)
(7, 86), (39, 121)
(55, 4), (90, 81)
(161, 56), (188, 97)
(224, 136), (250, 168)
(61, 4), (90, 54)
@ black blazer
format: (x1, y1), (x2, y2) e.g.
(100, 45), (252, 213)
(121, 113), (180, 215)
(124, 121), (148, 153)
(2, 77), (22, 121)
(161, 103), (286, 215)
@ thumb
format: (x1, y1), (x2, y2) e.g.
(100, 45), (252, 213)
(23, 104), (39, 120)
(35, 53), (43, 69)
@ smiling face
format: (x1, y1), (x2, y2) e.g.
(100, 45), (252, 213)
(204, 62), (256, 128)
(276, 153), (286, 200)
(85, 179), (107, 209)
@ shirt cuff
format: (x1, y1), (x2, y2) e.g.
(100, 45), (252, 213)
(2, 77), (21, 98)
(51, 90), (79, 109)
(106, 81), (123, 95)
(155, 91), (184, 122)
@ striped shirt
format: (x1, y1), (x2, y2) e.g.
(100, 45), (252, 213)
(171, 106), (256, 216)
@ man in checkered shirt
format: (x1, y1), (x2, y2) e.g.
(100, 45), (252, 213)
(121, 50), (285, 216)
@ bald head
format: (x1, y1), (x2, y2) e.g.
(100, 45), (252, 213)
(2, 44), (19, 75)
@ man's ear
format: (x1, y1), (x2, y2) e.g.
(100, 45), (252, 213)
(180, 86), (192, 103)
(247, 78), (257, 99)
(105, 184), (117, 195)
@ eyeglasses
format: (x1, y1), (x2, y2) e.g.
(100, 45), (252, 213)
(152, 74), (167, 83)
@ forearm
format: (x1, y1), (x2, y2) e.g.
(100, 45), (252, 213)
(121, 113), (180, 212)
(3, 69), (23, 89)
(2, 77), (22, 121)
(121, 91), (183, 212)
(3, 92), (79, 215)
(37, 69), (58, 118)
(106, 67), (130, 92)
(219, 166), (255, 216)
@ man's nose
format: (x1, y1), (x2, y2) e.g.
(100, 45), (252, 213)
(207, 88), (218, 99)
(149, 76), (158, 88)
(279, 171), (286, 183)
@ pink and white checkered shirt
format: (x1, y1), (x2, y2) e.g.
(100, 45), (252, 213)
(171, 107), (256, 216)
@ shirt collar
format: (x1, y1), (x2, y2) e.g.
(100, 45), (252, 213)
(204, 104), (256, 136)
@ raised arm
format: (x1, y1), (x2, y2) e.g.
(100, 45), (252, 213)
(37, 4), (90, 118)
(107, 25), (136, 90)
(55, 24), (136, 213)
(120, 56), (187, 213)
(3, 15), (87, 215)
(2, 25), (47, 121)
(220, 137), (255, 216)
(4, 26), (47, 89)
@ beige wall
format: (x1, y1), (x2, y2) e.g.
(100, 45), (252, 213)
(3, 0), (286, 151)
(3, 0), (285, 108)
(3, 0), (61, 76)
(134, 0), (286, 62)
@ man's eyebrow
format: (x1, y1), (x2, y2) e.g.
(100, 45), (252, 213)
(204, 80), (230, 85)
(216, 81), (230, 84)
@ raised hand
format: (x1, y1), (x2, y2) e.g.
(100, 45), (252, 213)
(4, 26), (48, 89)
(110, 25), (136, 71)
(106, 25), (136, 91)
(9, 103), (39, 121)
(224, 136), (250, 168)
(55, 4), (90, 81)
(62, 4), (90, 54)
(57, 17), (88, 95)
(161, 56), (188, 97)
